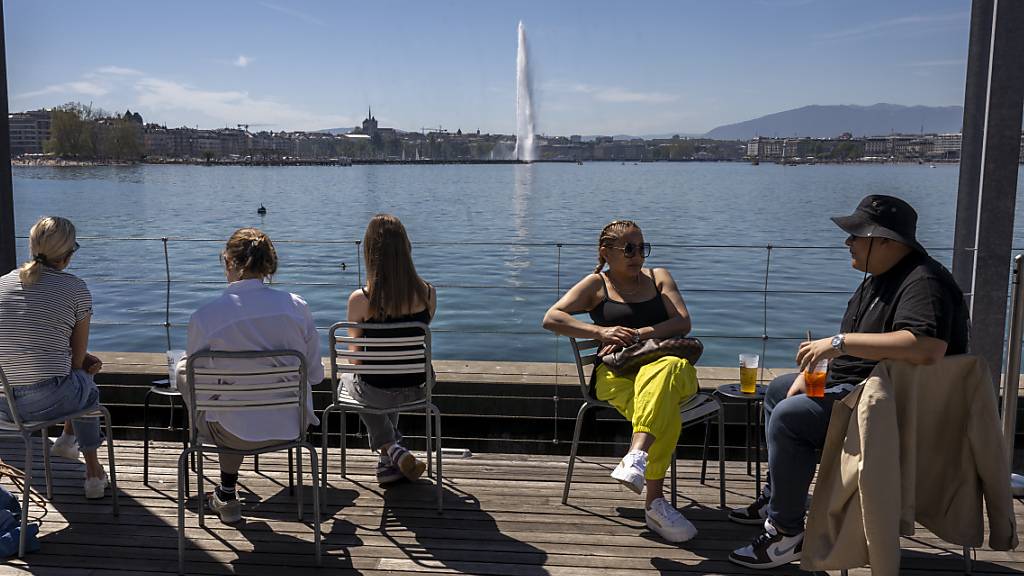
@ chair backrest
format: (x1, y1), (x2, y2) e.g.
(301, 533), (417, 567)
(569, 337), (602, 403)
(329, 321), (434, 396)
(185, 349), (308, 443)
(0, 362), (23, 429)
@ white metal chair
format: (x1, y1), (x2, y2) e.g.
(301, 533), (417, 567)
(563, 337), (726, 508)
(0, 362), (119, 558)
(320, 321), (442, 512)
(177, 349), (321, 574)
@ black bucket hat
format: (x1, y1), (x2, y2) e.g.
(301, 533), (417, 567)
(830, 195), (926, 254)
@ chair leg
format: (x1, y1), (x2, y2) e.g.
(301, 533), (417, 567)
(197, 448), (206, 528)
(254, 453), (259, 473)
(717, 402), (726, 509)
(963, 545), (973, 574)
(19, 436), (32, 558)
(320, 405), (333, 492)
(305, 444), (323, 567)
(288, 447), (295, 497)
(562, 403), (589, 505)
(340, 411), (348, 476)
(433, 405), (443, 512)
(700, 419), (711, 485)
(670, 455), (678, 508)
(102, 408), (119, 516)
(425, 405), (433, 479)
(296, 445), (304, 521)
(177, 449), (191, 575)
(143, 389), (153, 485)
(41, 427), (52, 500)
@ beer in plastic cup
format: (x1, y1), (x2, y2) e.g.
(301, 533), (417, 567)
(804, 359), (828, 398)
(739, 353), (759, 394)
(167, 349), (186, 390)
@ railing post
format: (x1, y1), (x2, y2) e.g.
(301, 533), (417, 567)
(355, 240), (362, 286)
(1003, 254), (1024, 495)
(162, 237), (171, 350)
(553, 242), (562, 446)
(760, 244), (773, 383)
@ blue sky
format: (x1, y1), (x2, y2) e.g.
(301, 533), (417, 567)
(7, 0), (971, 135)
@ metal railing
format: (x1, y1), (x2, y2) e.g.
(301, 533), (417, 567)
(12, 235), (1001, 454)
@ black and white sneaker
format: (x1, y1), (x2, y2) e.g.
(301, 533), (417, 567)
(729, 518), (804, 570)
(729, 486), (770, 525)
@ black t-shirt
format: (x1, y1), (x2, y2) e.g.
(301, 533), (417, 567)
(827, 251), (970, 389)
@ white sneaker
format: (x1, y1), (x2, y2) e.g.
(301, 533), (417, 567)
(84, 472), (108, 499)
(51, 433), (80, 459)
(208, 490), (242, 524)
(610, 450), (647, 494)
(729, 518), (804, 569)
(645, 497), (698, 543)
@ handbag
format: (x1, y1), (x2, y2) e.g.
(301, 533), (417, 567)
(600, 337), (703, 373)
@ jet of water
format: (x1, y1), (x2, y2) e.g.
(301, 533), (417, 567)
(514, 21), (537, 163)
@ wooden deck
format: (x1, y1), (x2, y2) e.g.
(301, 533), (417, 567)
(1, 439), (1021, 576)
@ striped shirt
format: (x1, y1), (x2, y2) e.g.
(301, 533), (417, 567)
(0, 267), (92, 387)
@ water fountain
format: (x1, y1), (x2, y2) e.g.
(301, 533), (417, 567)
(514, 21), (537, 163)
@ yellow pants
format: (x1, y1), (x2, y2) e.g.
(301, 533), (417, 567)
(595, 355), (698, 481)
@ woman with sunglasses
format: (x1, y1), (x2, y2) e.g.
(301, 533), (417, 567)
(542, 219), (698, 543)
(0, 216), (110, 499)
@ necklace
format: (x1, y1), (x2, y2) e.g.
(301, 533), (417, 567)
(607, 272), (642, 297)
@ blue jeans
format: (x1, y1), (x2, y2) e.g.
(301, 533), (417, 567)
(762, 373), (845, 534)
(0, 370), (104, 452)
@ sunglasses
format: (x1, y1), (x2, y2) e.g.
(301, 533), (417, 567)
(611, 242), (651, 259)
(69, 241), (80, 255)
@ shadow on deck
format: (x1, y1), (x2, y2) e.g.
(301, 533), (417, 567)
(0, 439), (1020, 575)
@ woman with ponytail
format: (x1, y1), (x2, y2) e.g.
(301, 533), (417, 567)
(344, 214), (435, 487)
(542, 220), (699, 543)
(182, 228), (323, 524)
(0, 216), (110, 499)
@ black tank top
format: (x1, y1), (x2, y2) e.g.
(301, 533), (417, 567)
(360, 285), (434, 389)
(588, 271), (668, 328)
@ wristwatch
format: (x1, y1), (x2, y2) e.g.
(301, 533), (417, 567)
(831, 333), (847, 354)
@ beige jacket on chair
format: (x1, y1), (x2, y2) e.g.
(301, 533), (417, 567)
(801, 355), (1018, 575)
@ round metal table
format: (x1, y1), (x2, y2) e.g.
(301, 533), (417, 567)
(715, 383), (767, 498)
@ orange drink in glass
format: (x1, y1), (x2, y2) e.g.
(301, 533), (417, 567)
(804, 359), (828, 398)
(739, 353), (759, 394)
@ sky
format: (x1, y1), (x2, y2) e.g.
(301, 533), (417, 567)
(6, 0), (972, 136)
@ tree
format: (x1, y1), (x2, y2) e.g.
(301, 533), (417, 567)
(45, 102), (102, 158)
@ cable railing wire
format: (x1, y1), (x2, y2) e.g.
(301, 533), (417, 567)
(13, 234), (1003, 450)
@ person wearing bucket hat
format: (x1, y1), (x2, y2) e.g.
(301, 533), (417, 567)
(729, 194), (970, 570)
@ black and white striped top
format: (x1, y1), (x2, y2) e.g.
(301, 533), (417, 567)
(0, 267), (92, 387)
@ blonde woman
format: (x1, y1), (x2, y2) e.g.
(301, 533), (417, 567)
(542, 220), (699, 543)
(345, 214), (436, 486)
(0, 216), (109, 499)
(183, 228), (323, 523)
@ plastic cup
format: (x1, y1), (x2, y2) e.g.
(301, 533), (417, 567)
(739, 353), (759, 394)
(167, 349), (186, 390)
(804, 359), (828, 398)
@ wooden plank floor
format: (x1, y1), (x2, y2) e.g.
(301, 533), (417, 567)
(0, 439), (1021, 575)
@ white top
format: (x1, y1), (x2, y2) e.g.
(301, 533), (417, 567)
(186, 279), (323, 442)
(0, 267), (92, 387)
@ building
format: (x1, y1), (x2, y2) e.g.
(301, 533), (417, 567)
(9, 109), (51, 156)
(931, 133), (962, 160)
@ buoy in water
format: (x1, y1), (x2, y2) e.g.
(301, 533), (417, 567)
(257, 204), (267, 215)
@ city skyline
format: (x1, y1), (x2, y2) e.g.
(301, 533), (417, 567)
(8, 1), (971, 135)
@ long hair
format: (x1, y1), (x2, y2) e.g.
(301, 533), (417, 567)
(223, 228), (278, 279)
(593, 219), (640, 274)
(363, 214), (427, 319)
(19, 216), (77, 286)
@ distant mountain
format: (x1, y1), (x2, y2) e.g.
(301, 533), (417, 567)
(703, 104), (964, 140)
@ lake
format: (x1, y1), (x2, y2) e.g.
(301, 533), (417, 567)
(11, 162), (1024, 368)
